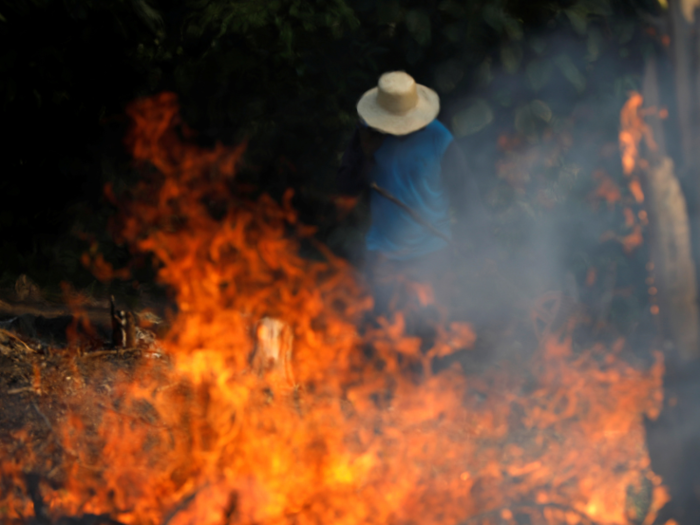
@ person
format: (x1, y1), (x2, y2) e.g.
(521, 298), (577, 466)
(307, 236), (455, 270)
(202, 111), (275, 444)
(337, 71), (488, 318)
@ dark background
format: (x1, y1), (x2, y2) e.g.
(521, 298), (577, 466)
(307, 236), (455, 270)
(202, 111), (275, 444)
(0, 0), (663, 304)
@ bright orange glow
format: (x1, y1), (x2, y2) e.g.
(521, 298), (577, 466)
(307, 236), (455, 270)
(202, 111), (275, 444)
(639, 210), (648, 225)
(614, 93), (658, 255)
(621, 225), (644, 254)
(0, 93), (669, 525)
(619, 93), (656, 177)
(629, 179), (644, 203)
(81, 251), (131, 281)
(586, 268), (597, 287)
(31, 362), (41, 393)
(591, 170), (622, 208)
(334, 195), (360, 220)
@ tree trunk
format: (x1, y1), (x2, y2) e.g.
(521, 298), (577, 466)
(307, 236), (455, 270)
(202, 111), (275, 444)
(642, 56), (700, 360)
(669, 0), (697, 176)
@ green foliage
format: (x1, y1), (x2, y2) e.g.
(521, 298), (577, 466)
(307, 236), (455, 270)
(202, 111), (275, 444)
(185, 0), (359, 53)
(452, 99), (493, 137)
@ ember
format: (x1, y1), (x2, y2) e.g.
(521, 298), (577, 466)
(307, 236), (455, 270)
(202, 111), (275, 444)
(0, 93), (669, 525)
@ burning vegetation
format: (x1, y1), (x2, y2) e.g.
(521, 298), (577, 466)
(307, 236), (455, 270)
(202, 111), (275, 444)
(0, 92), (678, 525)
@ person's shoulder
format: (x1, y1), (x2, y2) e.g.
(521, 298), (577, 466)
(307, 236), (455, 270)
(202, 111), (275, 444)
(424, 119), (454, 142)
(421, 119), (453, 155)
(427, 119), (452, 135)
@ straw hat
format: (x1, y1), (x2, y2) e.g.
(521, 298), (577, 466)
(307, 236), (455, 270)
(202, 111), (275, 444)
(357, 71), (440, 136)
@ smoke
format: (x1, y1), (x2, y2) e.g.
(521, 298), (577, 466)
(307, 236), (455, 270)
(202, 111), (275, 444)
(423, 27), (649, 344)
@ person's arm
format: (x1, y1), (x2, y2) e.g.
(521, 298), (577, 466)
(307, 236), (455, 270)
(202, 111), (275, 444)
(337, 123), (385, 196)
(440, 140), (491, 247)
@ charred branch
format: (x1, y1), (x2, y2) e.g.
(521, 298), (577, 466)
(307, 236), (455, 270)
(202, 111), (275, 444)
(110, 296), (136, 349)
(460, 502), (604, 525)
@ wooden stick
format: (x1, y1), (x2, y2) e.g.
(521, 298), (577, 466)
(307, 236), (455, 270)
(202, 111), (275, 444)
(0, 328), (36, 353)
(369, 182), (453, 245)
(370, 182), (534, 307)
(161, 488), (202, 525)
(462, 502), (601, 525)
(7, 386), (37, 395)
(82, 348), (140, 359)
(31, 401), (52, 430)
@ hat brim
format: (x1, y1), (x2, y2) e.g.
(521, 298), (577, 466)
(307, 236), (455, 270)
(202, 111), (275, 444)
(357, 84), (440, 136)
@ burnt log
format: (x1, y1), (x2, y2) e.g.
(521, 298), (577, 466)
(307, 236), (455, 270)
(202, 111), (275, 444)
(110, 296), (136, 349)
(251, 317), (294, 387)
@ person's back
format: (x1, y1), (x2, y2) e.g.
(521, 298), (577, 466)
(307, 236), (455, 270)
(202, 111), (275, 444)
(366, 119), (453, 260)
(337, 71), (488, 316)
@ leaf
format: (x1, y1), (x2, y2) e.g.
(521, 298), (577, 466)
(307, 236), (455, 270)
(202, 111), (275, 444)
(406, 9), (431, 46)
(555, 54), (586, 93)
(514, 104), (537, 137)
(616, 20), (635, 44)
(586, 27), (604, 62)
(530, 100), (552, 122)
(518, 200), (537, 219)
(280, 22), (293, 51)
(0, 12), (6, 22)
(442, 22), (463, 43)
(131, 0), (164, 33)
(526, 60), (552, 91)
(495, 88), (512, 107)
(583, 0), (612, 17)
(376, 0), (401, 24)
(289, 1), (300, 17)
(614, 75), (638, 98)
(501, 44), (522, 74)
(565, 7), (587, 35)
(405, 39), (424, 64)
(476, 59), (493, 87)
(529, 36), (546, 55)
(482, 4), (503, 31)
(438, 0), (465, 17)
(452, 99), (493, 137)
(502, 15), (523, 40)
(433, 59), (464, 93)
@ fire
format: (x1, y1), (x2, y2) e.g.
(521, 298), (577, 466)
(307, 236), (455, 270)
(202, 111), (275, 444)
(592, 92), (666, 255)
(0, 93), (669, 525)
(619, 93), (657, 177)
(591, 170), (621, 209)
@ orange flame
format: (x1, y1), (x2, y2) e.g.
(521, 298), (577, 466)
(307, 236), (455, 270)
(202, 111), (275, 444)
(591, 170), (622, 209)
(619, 93), (657, 177)
(0, 93), (668, 525)
(608, 93), (668, 254)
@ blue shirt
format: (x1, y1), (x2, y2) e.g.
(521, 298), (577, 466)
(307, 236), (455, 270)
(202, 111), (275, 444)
(365, 120), (454, 260)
